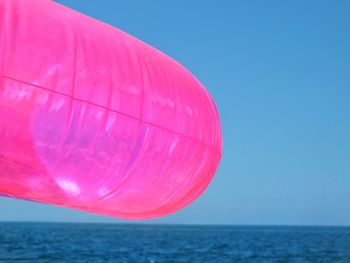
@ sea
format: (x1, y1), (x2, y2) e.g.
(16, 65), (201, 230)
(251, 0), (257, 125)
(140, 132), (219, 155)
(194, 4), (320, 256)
(0, 223), (349, 262)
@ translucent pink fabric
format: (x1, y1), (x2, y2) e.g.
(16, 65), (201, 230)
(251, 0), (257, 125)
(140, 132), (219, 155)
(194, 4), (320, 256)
(0, 0), (222, 219)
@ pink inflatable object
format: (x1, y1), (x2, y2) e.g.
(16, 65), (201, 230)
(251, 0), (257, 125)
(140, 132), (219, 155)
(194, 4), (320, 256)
(0, 0), (222, 219)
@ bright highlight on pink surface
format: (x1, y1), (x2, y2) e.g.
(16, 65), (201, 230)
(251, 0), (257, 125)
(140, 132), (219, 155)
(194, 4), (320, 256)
(0, 0), (222, 219)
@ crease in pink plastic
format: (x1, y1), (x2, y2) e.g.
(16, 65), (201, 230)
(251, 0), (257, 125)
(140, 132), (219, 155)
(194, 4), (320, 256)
(0, 0), (222, 219)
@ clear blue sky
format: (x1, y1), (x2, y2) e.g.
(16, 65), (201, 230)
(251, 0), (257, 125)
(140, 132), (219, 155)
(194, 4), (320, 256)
(1, 0), (349, 225)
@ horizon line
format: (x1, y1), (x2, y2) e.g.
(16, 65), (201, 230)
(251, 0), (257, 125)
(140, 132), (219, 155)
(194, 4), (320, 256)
(0, 221), (349, 227)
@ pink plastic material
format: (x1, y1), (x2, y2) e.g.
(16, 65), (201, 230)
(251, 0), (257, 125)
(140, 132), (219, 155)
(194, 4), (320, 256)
(0, 0), (222, 219)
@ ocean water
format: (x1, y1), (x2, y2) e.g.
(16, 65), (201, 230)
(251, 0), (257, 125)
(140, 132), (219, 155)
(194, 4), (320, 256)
(0, 223), (349, 262)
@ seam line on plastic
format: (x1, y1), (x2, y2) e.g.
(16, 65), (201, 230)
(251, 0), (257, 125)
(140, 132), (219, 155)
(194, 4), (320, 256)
(2, 74), (222, 155)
